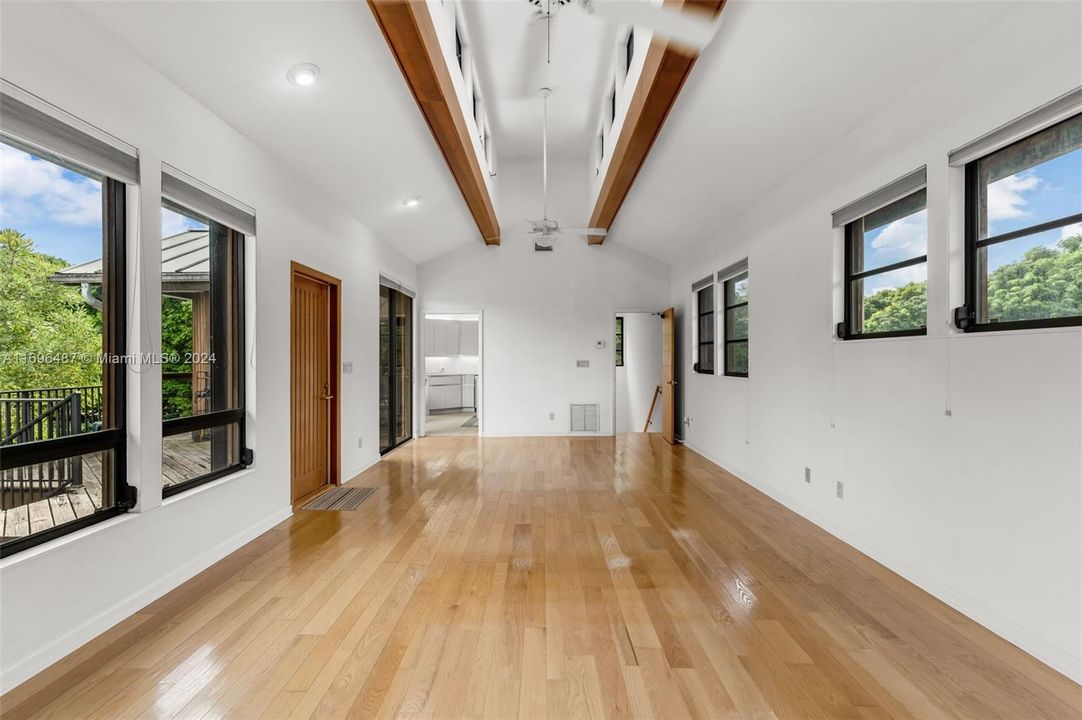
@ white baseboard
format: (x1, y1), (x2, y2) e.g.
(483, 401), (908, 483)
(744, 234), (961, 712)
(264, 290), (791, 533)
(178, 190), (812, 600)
(345, 455), (380, 483)
(681, 441), (1082, 684)
(0, 506), (293, 694)
(480, 431), (612, 438)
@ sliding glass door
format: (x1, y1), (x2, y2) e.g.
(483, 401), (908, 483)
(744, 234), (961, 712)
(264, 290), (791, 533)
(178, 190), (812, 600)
(379, 285), (412, 454)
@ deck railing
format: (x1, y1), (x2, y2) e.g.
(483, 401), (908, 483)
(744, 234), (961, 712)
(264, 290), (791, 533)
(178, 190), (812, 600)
(0, 386), (98, 509)
(0, 385), (103, 442)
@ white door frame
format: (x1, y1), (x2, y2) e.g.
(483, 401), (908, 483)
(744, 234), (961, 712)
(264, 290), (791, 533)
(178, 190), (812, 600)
(611, 308), (664, 436)
(419, 307), (484, 437)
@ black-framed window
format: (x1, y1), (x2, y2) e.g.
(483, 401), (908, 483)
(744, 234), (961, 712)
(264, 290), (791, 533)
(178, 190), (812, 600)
(615, 316), (624, 367)
(694, 285), (715, 374)
(625, 30), (635, 76)
(455, 22), (464, 73)
(841, 189), (928, 339)
(160, 200), (248, 497)
(610, 89), (616, 127)
(723, 272), (748, 377)
(957, 114), (1081, 332)
(0, 137), (132, 557)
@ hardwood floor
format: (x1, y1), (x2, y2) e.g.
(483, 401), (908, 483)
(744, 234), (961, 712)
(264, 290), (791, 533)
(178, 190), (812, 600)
(3, 435), (1078, 719)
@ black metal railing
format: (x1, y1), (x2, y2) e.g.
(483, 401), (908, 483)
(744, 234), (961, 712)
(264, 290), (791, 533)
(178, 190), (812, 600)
(0, 385), (103, 441)
(1, 387), (97, 510)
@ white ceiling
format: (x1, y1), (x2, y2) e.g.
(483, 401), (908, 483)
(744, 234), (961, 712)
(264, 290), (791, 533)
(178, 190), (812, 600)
(608, 0), (1017, 263)
(460, 0), (618, 159)
(72, 0), (1025, 268)
(77, 0), (479, 265)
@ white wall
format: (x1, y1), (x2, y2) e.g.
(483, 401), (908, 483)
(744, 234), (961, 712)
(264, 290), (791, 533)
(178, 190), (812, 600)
(420, 159), (670, 435)
(670, 4), (1082, 681)
(0, 3), (416, 692)
(615, 313), (662, 433)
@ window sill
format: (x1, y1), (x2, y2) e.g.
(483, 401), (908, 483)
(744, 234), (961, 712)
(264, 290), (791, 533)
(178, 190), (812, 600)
(161, 465), (256, 507)
(0, 466), (258, 569)
(832, 324), (1081, 344)
(0, 508), (132, 570)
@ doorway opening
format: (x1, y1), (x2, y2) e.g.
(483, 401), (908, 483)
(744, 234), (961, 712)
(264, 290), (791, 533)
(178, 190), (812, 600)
(290, 262), (341, 504)
(380, 284), (413, 455)
(614, 312), (664, 434)
(422, 312), (480, 437)
(612, 308), (676, 443)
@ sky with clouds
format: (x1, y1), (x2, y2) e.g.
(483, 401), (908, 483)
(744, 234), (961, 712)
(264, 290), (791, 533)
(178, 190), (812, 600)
(0, 144), (205, 265)
(861, 146), (1080, 296)
(2, 140), (1079, 275)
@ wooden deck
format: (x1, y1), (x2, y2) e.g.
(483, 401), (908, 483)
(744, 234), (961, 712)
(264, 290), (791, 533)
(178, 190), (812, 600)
(0, 435), (211, 541)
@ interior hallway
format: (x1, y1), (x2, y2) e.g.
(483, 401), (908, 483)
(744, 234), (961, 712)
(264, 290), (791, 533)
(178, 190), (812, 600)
(424, 411), (479, 437)
(3, 436), (1077, 719)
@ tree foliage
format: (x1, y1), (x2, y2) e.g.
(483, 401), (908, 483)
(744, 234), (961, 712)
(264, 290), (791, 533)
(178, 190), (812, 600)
(862, 280), (928, 334)
(1, 230), (195, 419)
(862, 234), (1082, 332)
(161, 297), (194, 418)
(0, 228), (103, 390)
(986, 234), (1082, 323)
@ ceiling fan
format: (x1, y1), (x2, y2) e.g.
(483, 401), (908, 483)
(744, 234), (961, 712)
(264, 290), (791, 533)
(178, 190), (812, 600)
(579, 0), (723, 53)
(524, 87), (608, 247)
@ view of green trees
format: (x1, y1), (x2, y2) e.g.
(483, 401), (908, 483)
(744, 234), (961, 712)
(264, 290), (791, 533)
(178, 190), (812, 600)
(161, 297), (194, 418)
(861, 233), (1082, 333)
(4, 229), (1080, 398)
(1, 229), (195, 418)
(0, 229), (102, 391)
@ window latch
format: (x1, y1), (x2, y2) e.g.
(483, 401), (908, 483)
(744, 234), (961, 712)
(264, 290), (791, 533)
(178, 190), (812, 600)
(834, 321), (848, 340)
(119, 485), (138, 511)
(952, 305), (975, 332)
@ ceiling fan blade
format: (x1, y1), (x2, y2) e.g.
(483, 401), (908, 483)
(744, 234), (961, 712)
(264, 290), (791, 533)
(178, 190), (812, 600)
(560, 227), (608, 237)
(583, 0), (719, 52)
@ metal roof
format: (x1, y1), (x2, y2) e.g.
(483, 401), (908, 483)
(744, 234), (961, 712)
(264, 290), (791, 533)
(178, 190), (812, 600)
(51, 230), (209, 285)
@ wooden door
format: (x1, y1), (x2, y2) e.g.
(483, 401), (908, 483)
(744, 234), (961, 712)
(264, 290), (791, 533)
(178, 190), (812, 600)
(291, 264), (340, 502)
(661, 307), (676, 444)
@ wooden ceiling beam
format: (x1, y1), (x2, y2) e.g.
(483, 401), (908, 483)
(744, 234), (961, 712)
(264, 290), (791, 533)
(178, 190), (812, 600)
(368, 0), (500, 245)
(588, 0), (726, 245)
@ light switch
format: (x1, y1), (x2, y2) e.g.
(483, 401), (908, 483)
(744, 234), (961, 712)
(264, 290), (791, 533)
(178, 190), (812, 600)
(342, 362), (353, 374)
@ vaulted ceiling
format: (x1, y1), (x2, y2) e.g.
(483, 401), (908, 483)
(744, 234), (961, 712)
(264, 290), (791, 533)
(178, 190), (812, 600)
(73, 0), (1025, 266)
(460, 0), (617, 159)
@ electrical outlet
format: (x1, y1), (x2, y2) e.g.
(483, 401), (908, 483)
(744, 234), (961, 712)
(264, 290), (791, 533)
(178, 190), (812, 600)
(342, 361), (353, 374)
(549, 412), (555, 421)
(835, 481), (844, 499)
(804, 467), (811, 484)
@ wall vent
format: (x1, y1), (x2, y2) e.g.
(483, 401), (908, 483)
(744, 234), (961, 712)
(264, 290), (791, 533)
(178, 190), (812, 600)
(570, 403), (600, 433)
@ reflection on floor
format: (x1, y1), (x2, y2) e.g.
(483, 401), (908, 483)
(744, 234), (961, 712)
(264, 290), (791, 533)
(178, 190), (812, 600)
(6, 435), (1078, 719)
(424, 411), (478, 436)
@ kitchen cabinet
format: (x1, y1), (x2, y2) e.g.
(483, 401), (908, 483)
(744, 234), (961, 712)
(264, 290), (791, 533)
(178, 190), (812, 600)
(462, 376), (476, 409)
(424, 319), (478, 358)
(458, 321), (479, 356)
(427, 374), (477, 411)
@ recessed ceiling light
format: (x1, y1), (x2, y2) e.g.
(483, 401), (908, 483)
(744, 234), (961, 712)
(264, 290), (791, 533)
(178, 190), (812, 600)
(287, 63), (320, 87)
(402, 195), (421, 208)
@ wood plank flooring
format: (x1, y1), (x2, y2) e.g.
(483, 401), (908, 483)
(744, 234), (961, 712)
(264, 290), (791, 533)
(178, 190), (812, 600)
(2, 435), (1078, 719)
